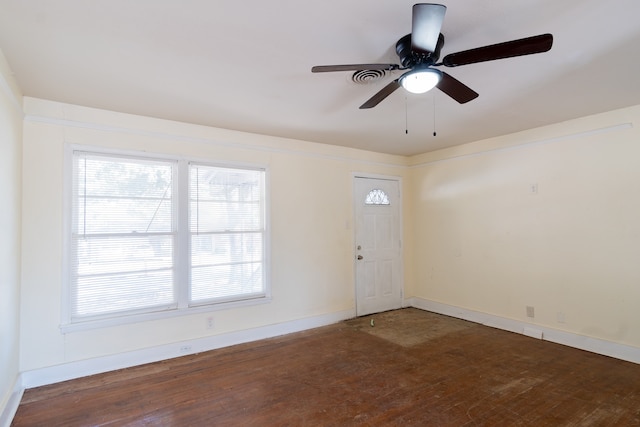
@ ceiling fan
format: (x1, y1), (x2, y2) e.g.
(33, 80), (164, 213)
(311, 3), (553, 109)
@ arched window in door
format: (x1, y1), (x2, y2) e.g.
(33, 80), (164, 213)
(364, 188), (390, 205)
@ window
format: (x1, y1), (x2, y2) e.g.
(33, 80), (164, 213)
(66, 149), (268, 327)
(364, 188), (390, 205)
(70, 153), (176, 320)
(190, 164), (265, 304)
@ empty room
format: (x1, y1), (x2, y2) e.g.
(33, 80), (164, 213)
(2, 1), (640, 425)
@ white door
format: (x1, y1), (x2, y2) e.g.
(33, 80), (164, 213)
(354, 176), (403, 316)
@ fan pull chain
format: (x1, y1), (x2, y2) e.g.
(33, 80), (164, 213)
(433, 93), (437, 137)
(405, 96), (409, 134)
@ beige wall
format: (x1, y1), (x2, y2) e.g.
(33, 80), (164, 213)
(410, 105), (640, 348)
(0, 50), (22, 416)
(19, 97), (412, 371)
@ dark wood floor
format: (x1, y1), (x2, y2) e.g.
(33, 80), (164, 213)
(12, 308), (640, 426)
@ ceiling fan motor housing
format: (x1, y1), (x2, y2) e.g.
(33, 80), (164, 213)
(396, 33), (444, 68)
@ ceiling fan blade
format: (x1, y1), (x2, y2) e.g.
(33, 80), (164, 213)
(442, 33), (553, 67)
(359, 80), (401, 109)
(312, 64), (399, 73)
(436, 72), (479, 104)
(411, 3), (447, 54)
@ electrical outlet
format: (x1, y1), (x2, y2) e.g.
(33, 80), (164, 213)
(206, 316), (214, 330)
(557, 312), (566, 324)
(526, 306), (535, 318)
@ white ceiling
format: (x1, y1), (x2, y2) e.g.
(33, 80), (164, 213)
(1, 0), (639, 156)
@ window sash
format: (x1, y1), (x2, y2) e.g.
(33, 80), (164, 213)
(189, 163), (266, 305)
(70, 152), (178, 320)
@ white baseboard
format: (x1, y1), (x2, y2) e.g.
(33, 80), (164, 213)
(17, 298), (640, 396)
(21, 308), (355, 389)
(0, 376), (24, 427)
(408, 297), (640, 365)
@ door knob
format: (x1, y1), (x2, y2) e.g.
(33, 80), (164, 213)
(357, 255), (363, 260)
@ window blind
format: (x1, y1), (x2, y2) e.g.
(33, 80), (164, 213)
(71, 152), (176, 319)
(189, 164), (265, 304)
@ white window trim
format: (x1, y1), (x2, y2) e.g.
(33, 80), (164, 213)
(61, 144), (271, 333)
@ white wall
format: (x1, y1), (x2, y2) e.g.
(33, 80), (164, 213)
(0, 50), (22, 422)
(410, 105), (640, 350)
(19, 98), (412, 373)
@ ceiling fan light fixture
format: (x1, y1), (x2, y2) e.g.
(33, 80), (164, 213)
(400, 68), (442, 94)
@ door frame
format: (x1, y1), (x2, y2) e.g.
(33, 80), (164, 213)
(352, 173), (405, 316)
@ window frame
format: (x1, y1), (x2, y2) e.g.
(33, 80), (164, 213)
(61, 144), (271, 332)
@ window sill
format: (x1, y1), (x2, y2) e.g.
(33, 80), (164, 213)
(59, 295), (272, 334)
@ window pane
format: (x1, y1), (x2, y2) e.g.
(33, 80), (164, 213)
(71, 152), (176, 320)
(191, 262), (263, 302)
(190, 166), (263, 232)
(189, 163), (266, 304)
(74, 154), (173, 234)
(73, 269), (174, 317)
(365, 188), (390, 205)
